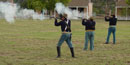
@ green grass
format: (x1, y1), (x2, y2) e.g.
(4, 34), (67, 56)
(0, 19), (130, 65)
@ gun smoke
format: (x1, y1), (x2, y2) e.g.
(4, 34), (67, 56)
(0, 2), (87, 23)
(55, 2), (86, 19)
(0, 2), (44, 23)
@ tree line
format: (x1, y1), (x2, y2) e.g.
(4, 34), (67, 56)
(92, 0), (130, 15)
(14, 0), (71, 11)
(11, 0), (130, 15)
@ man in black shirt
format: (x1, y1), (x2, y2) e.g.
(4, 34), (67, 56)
(54, 14), (75, 58)
(105, 15), (117, 44)
(82, 17), (96, 51)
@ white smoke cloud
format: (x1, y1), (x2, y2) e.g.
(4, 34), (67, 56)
(55, 2), (87, 19)
(0, 2), (45, 23)
(17, 9), (44, 20)
(0, 2), (17, 23)
(17, 9), (34, 19)
(32, 13), (44, 20)
(0, 2), (88, 23)
(64, 7), (73, 19)
(55, 3), (72, 19)
(55, 3), (65, 14)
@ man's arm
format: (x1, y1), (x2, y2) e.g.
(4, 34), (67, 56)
(82, 19), (87, 25)
(68, 20), (71, 32)
(55, 18), (61, 26)
(68, 20), (71, 28)
(92, 21), (96, 28)
(94, 21), (96, 26)
(105, 16), (110, 21)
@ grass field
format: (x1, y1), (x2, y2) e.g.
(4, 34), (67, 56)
(0, 19), (130, 65)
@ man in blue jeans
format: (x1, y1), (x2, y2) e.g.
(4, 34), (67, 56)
(82, 17), (96, 51)
(105, 15), (117, 44)
(54, 14), (75, 58)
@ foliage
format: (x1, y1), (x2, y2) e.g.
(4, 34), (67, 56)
(45, 0), (58, 11)
(119, 8), (130, 16)
(20, 0), (46, 11)
(92, 0), (116, 15)
(128, 8), (130, 16)
(31, 0), (46, 11)
(126, 0), (130, 5)
(20, 0), (71, 11)
(120, 8), (127, 16)
(57, 0), (71, 6)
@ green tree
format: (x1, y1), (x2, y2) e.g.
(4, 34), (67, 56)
(126, 0), (130, 5)
(21, 0), (46, 11)
(20, 0), (71, 11)
(92, 0), (116, 15)
(45, 0), (58, 11)
(20, 0), (32, 9)
(31, 0), (46, 11)
(46, 0), (71, 11)
(57, 0), (71, 6)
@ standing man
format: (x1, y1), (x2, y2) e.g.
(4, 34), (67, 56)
(54, 14), (75, 58)
(105, 15), (117, 44)
(82, 17), (96, 51)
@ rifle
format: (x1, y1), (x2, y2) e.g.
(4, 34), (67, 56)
(50, 14), (63, 20)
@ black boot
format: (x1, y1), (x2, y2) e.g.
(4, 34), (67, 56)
(70, 48), (75, 58)
(56, 47), (61, 58)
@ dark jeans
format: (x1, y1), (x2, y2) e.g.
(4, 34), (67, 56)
(106, 27), (116, 44)
(57, 33), (73, 48)
(84, 31), (95, 50)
